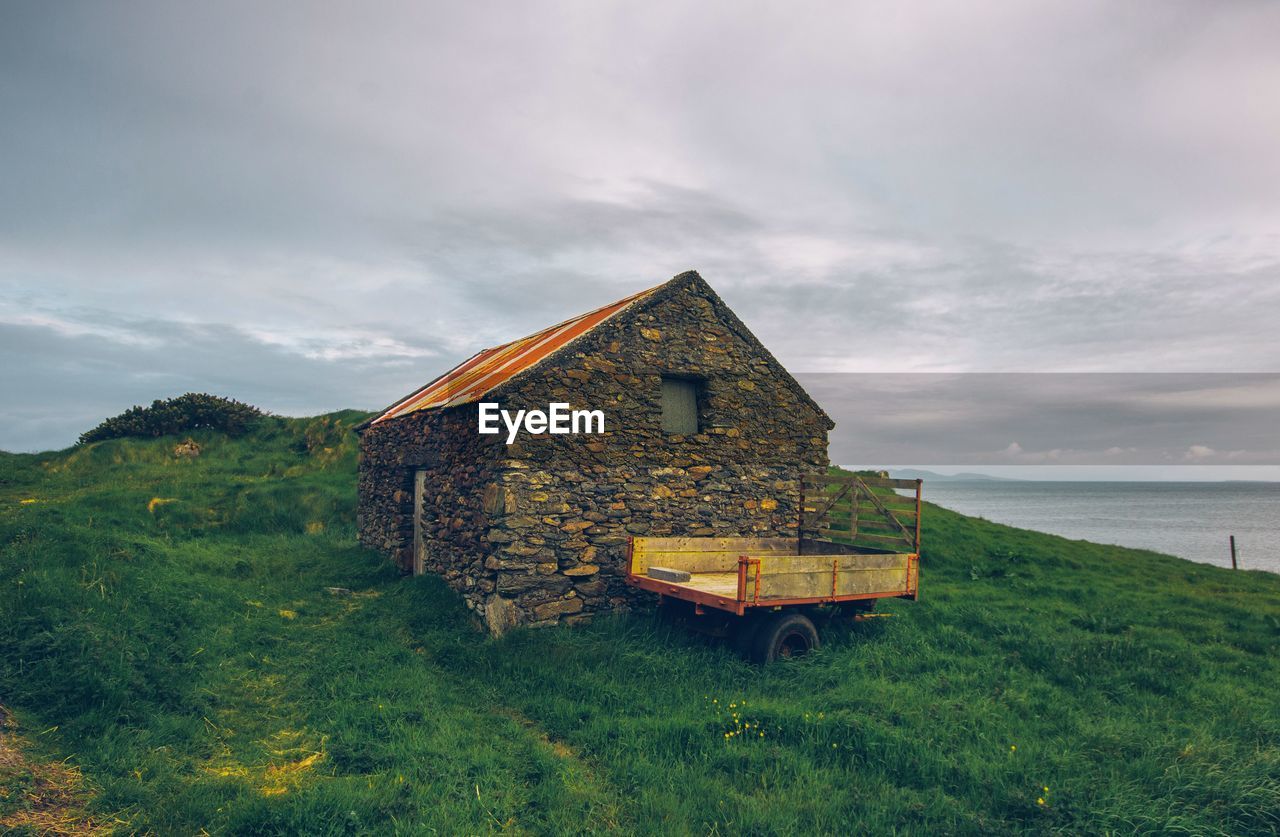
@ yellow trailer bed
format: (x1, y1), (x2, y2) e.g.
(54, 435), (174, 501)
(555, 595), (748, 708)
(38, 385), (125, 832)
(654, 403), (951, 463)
(626, 536), (918, 617)
(625, 535), (918, 663)
(625, 474), (922, 662)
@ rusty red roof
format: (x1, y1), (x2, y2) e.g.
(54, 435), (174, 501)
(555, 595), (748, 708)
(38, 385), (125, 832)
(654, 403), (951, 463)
(369, 281), (665, 425)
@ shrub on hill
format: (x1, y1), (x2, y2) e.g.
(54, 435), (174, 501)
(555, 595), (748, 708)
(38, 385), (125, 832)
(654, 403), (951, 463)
(78, 393), (266, 445)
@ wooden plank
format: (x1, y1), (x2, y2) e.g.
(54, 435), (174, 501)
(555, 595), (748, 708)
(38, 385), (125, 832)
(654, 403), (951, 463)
(852, 524), (912, 537)
(812, 519), (854, 531)
(632, 537), (796, 554)
(643, 552), (746, 574)
(678, 571), (741, 599)
(819, 496), (913, 512)
(870, 501), (921, 514)
(853, 480), (916, 544)
(759, 568), (909, 600)
(853, 531), (914, 546)
(757, 553), (909, 574)
(803, 473), (860, 485)
(804, 474), (920, 490)
(809, 480), (854, 525)
(881, 498), (921, 511)
(637, 535), (801, 574)
(629, 572), (743, 613)
(850, 496), (859, 541)
(867, 477), (920, 489)
(754, 553), (911, 600)
(855, 514), (914, 537)
(854, 502), (917, 517)
(858, 514), (916, 528)
(863, 477), (922, 490)
(807, 529), (854, 544)
(856, 513), (906, 527)
(628, 538), (649, 577)
(804, 513), (853, 527)
(914, 492), (922, 555)
(855, 511), (916, 524)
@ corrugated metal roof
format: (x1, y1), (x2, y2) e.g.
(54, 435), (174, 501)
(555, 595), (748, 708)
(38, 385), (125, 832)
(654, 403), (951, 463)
(370, 281), (664, 425)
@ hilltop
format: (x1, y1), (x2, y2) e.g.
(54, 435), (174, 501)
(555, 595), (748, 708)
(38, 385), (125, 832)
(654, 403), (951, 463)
(888, 468), (1022, 483)
(1, 415), (1278, 833)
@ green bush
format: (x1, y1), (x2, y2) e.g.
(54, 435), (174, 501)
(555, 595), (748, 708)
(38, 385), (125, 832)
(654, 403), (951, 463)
(78, 393), (265, 445)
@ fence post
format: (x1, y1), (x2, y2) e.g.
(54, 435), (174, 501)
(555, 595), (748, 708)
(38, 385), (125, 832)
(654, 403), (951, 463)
(1229, 535), (1238, 570)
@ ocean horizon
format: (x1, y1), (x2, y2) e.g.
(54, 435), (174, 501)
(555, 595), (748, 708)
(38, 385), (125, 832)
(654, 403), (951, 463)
(914, 480), (1280, 575)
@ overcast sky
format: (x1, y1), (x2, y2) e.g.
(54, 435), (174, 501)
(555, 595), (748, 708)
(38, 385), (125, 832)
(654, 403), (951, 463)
(3, 1), (1279, 471)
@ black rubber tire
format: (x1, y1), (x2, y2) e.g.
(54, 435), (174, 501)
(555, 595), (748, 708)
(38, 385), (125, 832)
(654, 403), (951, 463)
(752, 612), (820, 664)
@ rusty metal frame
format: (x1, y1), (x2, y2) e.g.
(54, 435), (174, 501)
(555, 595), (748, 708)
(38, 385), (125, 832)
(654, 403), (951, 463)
(626, 551), (920, 616)
(625, 473), (923, 617)
(914, 478), (922, 554)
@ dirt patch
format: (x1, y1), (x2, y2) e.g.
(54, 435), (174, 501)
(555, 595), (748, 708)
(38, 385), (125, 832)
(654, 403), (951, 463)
(0, 706), (114, 835)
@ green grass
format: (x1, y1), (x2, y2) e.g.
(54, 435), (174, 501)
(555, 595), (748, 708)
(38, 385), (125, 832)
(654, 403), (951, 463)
(2, 415), (1278, 834)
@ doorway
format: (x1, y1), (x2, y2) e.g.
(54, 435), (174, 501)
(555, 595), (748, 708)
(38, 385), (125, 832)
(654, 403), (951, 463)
(412, 469), (427, 576)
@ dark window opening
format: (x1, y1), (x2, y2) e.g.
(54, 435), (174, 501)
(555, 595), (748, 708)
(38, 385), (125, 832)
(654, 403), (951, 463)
(661, 376), (703, 434)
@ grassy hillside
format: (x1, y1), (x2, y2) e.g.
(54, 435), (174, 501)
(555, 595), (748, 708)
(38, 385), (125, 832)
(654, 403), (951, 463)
(2, 416), (1278, 834)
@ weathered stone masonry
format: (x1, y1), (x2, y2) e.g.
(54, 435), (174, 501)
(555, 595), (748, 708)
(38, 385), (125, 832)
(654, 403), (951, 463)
(357, 271), (833, 632)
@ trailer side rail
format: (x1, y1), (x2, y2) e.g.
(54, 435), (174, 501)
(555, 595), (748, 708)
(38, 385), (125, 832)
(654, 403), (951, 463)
(626, 536), (918, 616)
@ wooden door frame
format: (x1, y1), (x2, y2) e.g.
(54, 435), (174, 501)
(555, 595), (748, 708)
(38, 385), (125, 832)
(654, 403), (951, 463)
(412, 469), (427, 576)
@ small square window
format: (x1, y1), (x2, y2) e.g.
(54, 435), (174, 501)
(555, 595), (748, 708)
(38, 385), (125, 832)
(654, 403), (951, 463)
(661, 376), (701, 434)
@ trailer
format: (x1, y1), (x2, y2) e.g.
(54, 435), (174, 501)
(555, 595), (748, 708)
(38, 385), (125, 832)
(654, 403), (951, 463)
(625, 473), (921, 663)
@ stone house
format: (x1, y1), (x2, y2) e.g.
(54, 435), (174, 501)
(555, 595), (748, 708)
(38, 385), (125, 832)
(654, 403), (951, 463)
(356, 270), (833, 632)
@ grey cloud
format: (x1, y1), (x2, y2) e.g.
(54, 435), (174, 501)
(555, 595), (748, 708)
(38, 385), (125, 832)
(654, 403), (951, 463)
(2, 1), (1279, 452)
(0, 315), (454, 452)
(798, 373), (1280, 468)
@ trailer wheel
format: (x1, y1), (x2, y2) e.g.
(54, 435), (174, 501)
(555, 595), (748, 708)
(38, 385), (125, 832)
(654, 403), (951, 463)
(753, 612), (820, 664)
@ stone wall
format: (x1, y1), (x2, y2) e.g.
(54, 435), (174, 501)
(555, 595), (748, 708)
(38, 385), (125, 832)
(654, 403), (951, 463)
(356, 405), (502, 592)
(358, 272), (832, 632)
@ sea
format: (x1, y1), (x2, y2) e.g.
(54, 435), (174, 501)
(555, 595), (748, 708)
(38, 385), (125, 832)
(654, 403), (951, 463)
(917, 481), (1280, 575)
